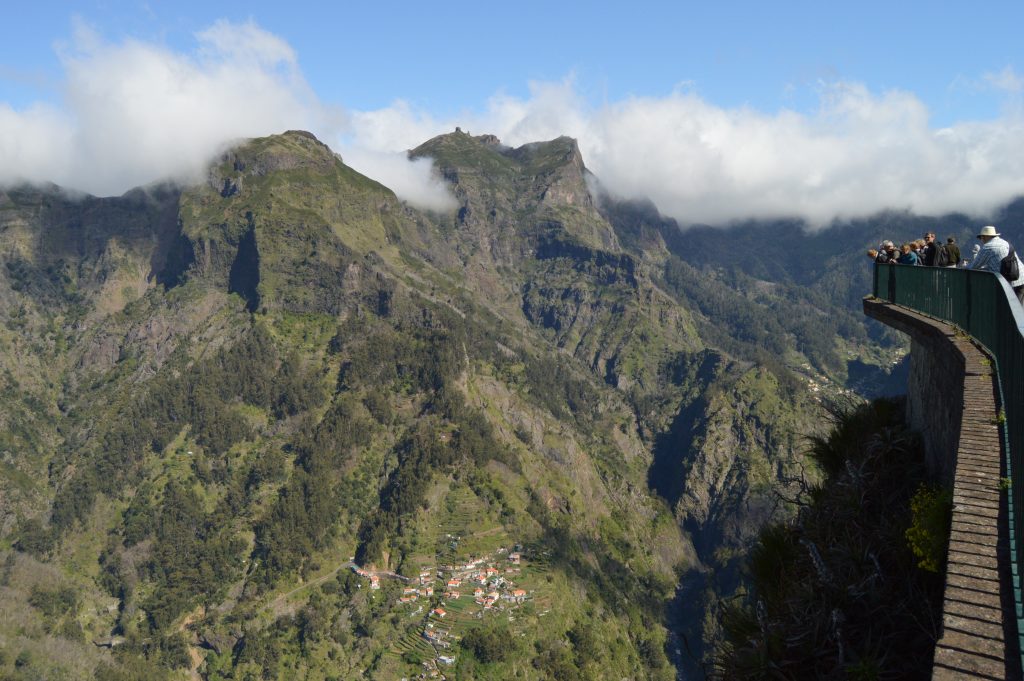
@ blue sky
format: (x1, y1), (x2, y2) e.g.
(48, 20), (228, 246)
(3, 1), (1024, 224)
(4, 1), (1020, 124)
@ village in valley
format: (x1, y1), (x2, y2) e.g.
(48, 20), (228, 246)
(351, 543), (538, 679)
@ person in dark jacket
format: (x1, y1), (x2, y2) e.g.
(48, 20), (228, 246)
(884, 241), (899, 261)
(943, 237), (961, 268)
(922, 232), (939, 266)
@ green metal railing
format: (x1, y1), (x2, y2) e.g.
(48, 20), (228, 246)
(873, 262), (1024, 661)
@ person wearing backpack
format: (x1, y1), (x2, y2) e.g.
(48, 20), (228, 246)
(971, 225), (1024, 303)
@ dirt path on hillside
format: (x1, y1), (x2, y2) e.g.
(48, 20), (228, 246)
(268, 561), (353, 616)
(179, 606), (206, 681)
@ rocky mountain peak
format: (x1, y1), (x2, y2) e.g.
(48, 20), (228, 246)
(504, 135), (583, 172)
(209, 130), (339, 191)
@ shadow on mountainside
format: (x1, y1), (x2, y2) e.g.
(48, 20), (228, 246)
(647, 350), (724, 508)
(648, 397), (707, 508)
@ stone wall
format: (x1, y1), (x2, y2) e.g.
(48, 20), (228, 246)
(864, 297), (1019, 678)
(864, 299), (965, 486)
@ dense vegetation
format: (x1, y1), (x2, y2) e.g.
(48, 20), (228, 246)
(662, 254), (868, 377)
(714, 399), (946, 679)
(0, 129), (925, 680)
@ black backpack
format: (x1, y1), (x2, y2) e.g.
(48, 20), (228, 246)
(936, 244), (952, 267)
(1001, 247), (1020, 282)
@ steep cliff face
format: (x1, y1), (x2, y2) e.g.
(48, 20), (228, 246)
(176, 131), (422, 314)
(412, 132), (700, 393)
(0, 183), (184, 533)
(410, 130), (828, 673)
(0, 183), (182, 305)
(411, 131), (618, 268)
(675, 367), (811, 546)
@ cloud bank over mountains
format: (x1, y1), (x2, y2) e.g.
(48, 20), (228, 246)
(1, 20), (337, 196)
(2, 20), (1024, 226)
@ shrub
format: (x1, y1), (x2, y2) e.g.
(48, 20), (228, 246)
(461, 623), (517, 663)
(905, 484), (952, 573)
(715, 398), (943, 679)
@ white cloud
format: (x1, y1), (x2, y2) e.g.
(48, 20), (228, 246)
(343, 148), (457, 212)
(0, 20), (456, 209)
(1, 20), (334, 194)
(345, 100), (446, 154)
(3, 21), (1024, 227)
(351, 78), (1024, 227)
(985, 66), (1024, 93)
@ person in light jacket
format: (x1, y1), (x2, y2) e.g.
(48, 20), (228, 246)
(970, 225), (1024, 303)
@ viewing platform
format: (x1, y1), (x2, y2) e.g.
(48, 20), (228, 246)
(866, 264), (1024, 679)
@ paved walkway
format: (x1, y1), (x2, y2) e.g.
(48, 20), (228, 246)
(932, 339), (1013, 680)
(863, 299), (1019, 679)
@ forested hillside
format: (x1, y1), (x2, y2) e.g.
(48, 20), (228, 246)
(0, 129), (928, 679)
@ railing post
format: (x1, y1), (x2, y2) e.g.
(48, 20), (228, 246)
(966, 270), (972, 331)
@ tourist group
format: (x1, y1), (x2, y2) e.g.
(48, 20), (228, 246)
(869, 228), (1024, 304)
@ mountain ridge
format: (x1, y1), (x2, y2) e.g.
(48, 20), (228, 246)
(0, 128), (902, 680)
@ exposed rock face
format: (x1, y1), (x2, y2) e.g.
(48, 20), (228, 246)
(196, 628), (241, 655)
(411, 131), (619, 270)
(407, 129), (826, 673)
(175, 131), (412, 314)
(210, 129), (337, 183)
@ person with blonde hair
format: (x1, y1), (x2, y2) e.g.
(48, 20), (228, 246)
(897, 243), (920, 265)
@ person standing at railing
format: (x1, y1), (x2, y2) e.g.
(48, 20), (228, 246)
(882, 240), (898, 261)
(970, 225), (1024, 303)
(897, 243), (921, 265)
(922, 232), (939, 266)
(967, 243), (980, 267)
(942, 237), (961, 268)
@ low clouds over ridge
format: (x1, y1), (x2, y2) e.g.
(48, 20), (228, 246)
(1, 20), (338, 196)
(2, 20), (1024, 226)
(352, 79), (1024, 226)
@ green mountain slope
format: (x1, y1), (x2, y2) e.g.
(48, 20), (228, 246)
(0, 130), (833, 680)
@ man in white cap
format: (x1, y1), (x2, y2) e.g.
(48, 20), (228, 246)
(971, 225), (1024, 303)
